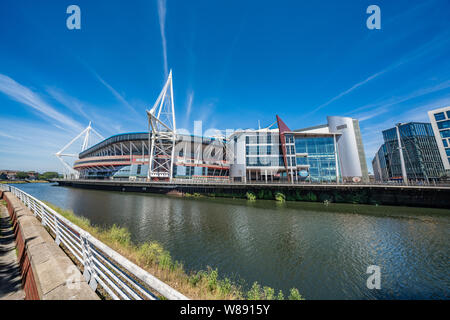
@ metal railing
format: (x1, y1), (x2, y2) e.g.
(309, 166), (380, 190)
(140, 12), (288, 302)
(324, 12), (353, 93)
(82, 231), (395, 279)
(1, 184), (189, 300)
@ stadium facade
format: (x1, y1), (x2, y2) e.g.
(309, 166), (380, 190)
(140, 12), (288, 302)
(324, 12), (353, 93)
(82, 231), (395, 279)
(72, 72), (369, 183)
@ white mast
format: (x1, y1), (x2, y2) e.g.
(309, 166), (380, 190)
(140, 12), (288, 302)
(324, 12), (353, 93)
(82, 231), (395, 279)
(147, 70), (176, 181)
(55, 122), (104, 179)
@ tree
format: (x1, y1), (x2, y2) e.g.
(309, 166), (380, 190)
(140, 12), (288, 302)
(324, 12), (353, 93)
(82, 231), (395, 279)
(16, 172), (29, 180)
(38, 172), (59, 180)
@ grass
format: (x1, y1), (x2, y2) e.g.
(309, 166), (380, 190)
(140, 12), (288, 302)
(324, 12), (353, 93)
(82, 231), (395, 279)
(0, 180), (49, 184)
(43, 201), (304, 300)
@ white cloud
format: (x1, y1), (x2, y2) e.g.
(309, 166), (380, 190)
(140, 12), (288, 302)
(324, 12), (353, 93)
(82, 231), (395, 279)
(158, 0), (169, 78)
(92, 72), (139, 116)
(309, 31), (450, 116)
(0, 74), (83, 132)
(185, 91), (194, 119)
(353, 80), (450, 122)
(46, 87), (90, 120)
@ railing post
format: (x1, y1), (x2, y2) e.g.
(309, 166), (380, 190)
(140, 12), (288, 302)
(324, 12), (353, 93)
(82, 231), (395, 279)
(41, 207), (47, 227)
(80, 233), (98, 291)
(53, 213), (61, 246)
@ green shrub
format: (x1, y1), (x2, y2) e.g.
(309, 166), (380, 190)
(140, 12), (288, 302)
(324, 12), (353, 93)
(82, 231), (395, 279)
(207, 268), (219, 292)
(218, 278), (233, 297)
(288, 288), (304, 300)
(295, 191), (304, 201)
(104, 224), (131, 247)
(274, 192), (286, 202)
(246, 192), (256, 201)
(257, 190), (265, 199)
(137, 242), (164, 266)
(247, 282), (262, 300)
(305, 192), (317, 202)
(189, 272), (201, 287)
(263, 190), (273, 200)
(276, 290), (284, 300)
(263, 286), (275, 300)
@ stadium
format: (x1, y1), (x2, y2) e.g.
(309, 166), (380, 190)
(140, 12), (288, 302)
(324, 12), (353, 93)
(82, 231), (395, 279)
(60, 71), (369, 183)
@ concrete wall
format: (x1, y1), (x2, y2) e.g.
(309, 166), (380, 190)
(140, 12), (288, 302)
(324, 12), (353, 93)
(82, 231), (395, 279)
(2, 191), (98, 300)
(327, 116), (368, 181)
(55, 179), (450, 209)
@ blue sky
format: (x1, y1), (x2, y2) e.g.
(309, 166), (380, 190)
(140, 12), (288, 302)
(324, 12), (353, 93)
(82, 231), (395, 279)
(0, 0), (449, 173)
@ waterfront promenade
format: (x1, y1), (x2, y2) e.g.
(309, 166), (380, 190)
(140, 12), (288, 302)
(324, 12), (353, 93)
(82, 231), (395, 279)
(0, 185), (188, 300)
(0, 203), (24, 300)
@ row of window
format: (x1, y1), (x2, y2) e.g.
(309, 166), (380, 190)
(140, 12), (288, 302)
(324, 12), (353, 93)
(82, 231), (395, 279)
(246, 145), (281, 155)
(295, 137), (335, 155)
(434, 111), (450, 121)
(437, 120), (450, 130)
(246, 156), (285, 167)
(174, 166), (228, 177)
(245, 134), (275, 144)
(285, 135), (295, 144)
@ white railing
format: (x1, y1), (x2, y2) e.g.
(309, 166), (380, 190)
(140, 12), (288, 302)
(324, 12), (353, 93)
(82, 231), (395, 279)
(2, 184), (189, 301)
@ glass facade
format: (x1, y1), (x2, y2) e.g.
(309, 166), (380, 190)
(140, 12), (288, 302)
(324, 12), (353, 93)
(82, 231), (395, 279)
(294, 137), (337, 182)
(434, 112), (445, 121)
(437, 120), (450, 129)
(440, 130), (450, 138)
(245, 132), (283, 168)
(377, 122), (445, 181)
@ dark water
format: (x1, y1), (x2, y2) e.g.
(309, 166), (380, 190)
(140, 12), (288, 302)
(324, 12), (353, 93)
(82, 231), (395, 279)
(11, 183), (450, 299)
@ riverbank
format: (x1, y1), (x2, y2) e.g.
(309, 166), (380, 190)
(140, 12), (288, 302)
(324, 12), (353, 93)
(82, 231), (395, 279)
(54, 179), (450, 209)
(44, 201), (304, 300)
(1, 180), (49, 184)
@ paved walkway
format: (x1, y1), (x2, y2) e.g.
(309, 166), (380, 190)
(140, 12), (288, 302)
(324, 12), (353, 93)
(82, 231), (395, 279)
(0, 202), (24, 300)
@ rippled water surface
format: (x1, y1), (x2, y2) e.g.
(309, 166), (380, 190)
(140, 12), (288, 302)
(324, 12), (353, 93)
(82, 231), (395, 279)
(12, 183), (450, 299)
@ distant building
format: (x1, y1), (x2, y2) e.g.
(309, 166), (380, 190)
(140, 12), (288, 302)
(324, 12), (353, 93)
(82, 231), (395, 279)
(428, 106), (450, 174)
(372, 122), (445, 183)
(0, 170), (18, 180)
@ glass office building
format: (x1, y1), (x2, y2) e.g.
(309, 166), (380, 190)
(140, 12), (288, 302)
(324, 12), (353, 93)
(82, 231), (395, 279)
(372, 122), (445, 182)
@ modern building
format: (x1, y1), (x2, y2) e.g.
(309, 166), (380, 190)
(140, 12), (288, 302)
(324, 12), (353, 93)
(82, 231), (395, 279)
(227, 116), (369, 183)
(428, 106), (450, 173)
(70, 72), (369, 183)
(372, 122), (445, 183)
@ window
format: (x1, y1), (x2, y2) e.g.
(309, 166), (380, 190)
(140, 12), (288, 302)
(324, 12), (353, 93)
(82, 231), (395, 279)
(434, 112), (445, 121)
(296, 157), (308, 165)
(446, 149), (450, 157)
(440, 130), (450, 138)
(437, 120), (450, 130)
(245, 136), (249, 144)
(443, 139), (449, 148)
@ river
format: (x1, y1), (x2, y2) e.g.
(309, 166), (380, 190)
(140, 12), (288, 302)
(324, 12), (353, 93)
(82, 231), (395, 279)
(10, 183), (450, 299)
